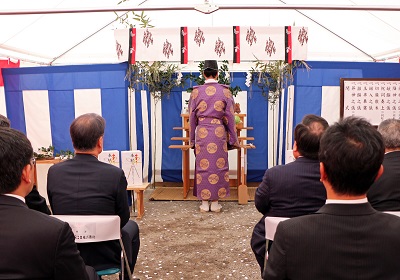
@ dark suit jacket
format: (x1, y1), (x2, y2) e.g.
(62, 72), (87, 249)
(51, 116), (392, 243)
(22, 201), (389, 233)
(367, 151), (400, 211)
(0, 195), (89, 280)
(47, 154), (129, 271)
(251, 157), (326, 261)
(264, 203), (400, 280)
(26, 185), (51, 215)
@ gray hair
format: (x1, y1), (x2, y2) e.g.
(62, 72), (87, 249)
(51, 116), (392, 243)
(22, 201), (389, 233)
(378, 119), (400, 149)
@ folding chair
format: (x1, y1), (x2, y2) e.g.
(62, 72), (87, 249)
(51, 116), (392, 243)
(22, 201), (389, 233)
(263, 217), (289, 274)
(52, 215), (132, 280)
(384, 211), (400, 217)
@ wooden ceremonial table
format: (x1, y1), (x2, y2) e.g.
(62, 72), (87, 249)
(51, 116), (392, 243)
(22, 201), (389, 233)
(127, 183), (150, 219)
(169, 113), (255, 203)
(34, 158), (64, 185)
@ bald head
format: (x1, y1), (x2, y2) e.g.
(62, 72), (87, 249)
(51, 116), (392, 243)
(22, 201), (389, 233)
(70, 113), (105, 152)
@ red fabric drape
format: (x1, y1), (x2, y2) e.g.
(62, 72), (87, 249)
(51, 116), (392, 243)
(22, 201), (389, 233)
(0, 59), (20, 86)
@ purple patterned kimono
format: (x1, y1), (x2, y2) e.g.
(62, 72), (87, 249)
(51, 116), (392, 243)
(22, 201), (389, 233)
(188, 80), (239, 200)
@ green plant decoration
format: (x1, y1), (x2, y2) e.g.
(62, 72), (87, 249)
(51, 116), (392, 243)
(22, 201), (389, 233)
(184, 60), (242, 97)
(249, 60), (310, 106)
(34, 145), (54, 160)
(184, 61), (205, 91)
(126, 61), (183, 103)
(126, 61), (184, 189)
(218, 61), (242, 97)
(114, 1), (154, 28)
(56, 150), (75, 160)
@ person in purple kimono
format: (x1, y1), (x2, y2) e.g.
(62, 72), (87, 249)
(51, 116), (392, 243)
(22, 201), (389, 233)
(189, 60), (240, 212)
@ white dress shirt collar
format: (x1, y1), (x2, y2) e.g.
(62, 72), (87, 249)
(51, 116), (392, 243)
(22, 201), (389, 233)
(326, 198), (368, 204)
(204, 79), (217, 84)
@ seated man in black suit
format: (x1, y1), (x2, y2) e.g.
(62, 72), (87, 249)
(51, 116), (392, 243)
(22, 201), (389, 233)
(47, 113), (140, 279)
(25, 185), (52, 214)
(0, 127), (97, 280)
(264, 117), (400, 280)
(251, 114), (328, 274)
(0, 113), (51, 214)
(367, 118), (400, 211)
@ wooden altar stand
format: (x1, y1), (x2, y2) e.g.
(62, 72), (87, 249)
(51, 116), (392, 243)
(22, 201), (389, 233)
(169, 113), (255, 203)
(169, 114), (191, 198)
(235, 113), (256, 204)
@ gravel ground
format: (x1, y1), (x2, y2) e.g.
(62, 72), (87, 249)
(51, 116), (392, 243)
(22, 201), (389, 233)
(129, 188), (263, 280)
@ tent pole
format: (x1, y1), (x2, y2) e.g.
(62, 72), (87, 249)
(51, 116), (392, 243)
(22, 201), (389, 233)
(1, 5), (400, 16)
(50, 17), (121, 65)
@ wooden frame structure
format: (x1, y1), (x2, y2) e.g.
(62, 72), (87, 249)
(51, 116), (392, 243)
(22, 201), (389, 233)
(169, 113), (255, 203)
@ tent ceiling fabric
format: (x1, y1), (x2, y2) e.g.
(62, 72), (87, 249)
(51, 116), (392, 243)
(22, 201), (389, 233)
(0, 0), (399, 66)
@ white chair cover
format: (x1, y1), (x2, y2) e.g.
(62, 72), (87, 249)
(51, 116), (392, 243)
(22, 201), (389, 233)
(384, 211), (400, 217)
(265, 217), (290, 241)
(51, 215), (120, 243)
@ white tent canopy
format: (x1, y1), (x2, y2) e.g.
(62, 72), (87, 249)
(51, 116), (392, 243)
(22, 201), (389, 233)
(1, 0), (399, 66)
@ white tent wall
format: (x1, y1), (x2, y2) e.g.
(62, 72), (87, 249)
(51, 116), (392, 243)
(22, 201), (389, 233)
(3, 61), (400, 201)
(1, 1), (400, 197)
(1, 1), (400, 65)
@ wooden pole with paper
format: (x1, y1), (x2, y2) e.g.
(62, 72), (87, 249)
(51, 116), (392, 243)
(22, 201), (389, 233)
(238, 142), (248, 204)
(238, 143), (256, 204)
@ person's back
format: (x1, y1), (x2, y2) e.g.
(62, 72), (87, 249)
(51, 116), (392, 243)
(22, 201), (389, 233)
(254, 158), (325, 217)
(0, 127), (92, 280)
(0, 113), (51, 215)
(254, 115), (328, 217)
(267, 207), (400, 279)
(0, 196), (90, 280)
(188, 60), (239, 213)
(264, 116), (400, 280)
(47, 113), (139, 279)
(194, 82), (232, 120)
(251, 114), (328, 273)
(368, 118), (400, 211)
(48, 155), (129, 217)
(48, 154), (129, 270)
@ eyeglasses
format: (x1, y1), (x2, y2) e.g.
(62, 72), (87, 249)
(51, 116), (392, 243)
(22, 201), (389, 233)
(30, 157), (36, 166)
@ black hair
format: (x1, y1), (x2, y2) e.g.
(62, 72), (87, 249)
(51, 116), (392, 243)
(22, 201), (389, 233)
(302, 114), (329, 128)
(319, 116), (384, 195)
(203, 69), (218, 79)
(294, 115), (329, 160)
(0, 128), (33, 194)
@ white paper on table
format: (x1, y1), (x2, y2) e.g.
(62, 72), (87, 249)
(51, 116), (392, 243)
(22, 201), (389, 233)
(121, 150), (143, 185)
(98, 150), (120, 167)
